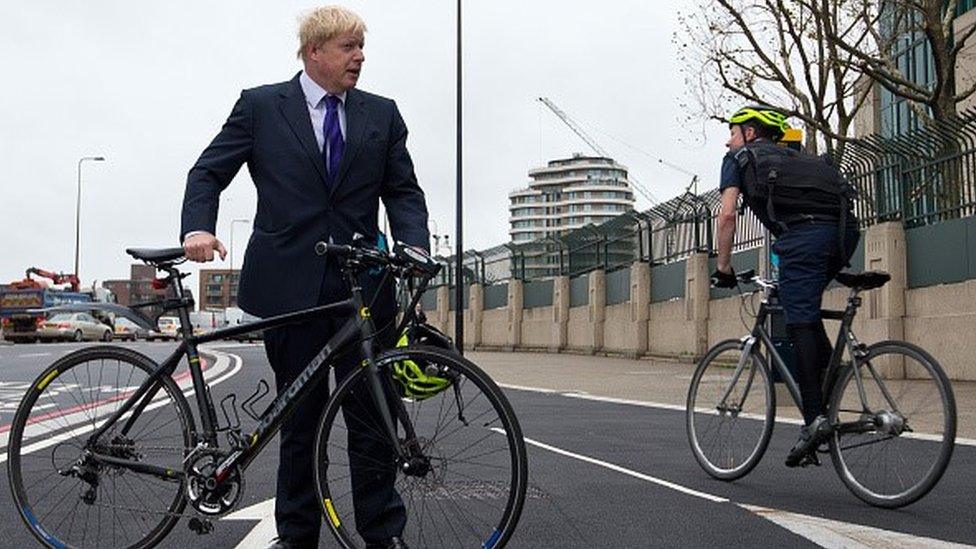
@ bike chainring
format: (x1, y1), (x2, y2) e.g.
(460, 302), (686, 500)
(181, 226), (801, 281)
(185, 454), (244, 516)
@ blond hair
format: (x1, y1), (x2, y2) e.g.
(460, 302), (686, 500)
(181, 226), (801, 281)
(297, 6), (367, 61)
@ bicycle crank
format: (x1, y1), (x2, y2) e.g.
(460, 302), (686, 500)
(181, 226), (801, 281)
(185, 454), (245, 516)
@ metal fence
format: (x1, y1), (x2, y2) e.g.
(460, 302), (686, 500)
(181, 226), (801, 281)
(430, 112), (976, 285)
(841, 109), (976, 227)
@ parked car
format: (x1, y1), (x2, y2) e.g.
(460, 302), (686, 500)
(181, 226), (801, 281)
(155, 316), (181, 340)
(37, 312), (113, 342)
(113, 317), (150, 341)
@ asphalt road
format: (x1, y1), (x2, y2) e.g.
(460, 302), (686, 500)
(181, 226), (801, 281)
(0, 341), (973, 548)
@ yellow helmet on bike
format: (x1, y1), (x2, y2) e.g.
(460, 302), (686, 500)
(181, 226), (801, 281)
(391, 327), (452, 400)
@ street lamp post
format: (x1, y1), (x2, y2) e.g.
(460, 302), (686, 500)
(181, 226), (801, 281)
(75, 156), (105, 280)
(229, 218), (250, 308)
(229, 218), (250, 272)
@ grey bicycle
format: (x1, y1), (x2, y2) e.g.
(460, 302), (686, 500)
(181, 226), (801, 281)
(685, 269), (956, 508)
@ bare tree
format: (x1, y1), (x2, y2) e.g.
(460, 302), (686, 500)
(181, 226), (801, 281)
(676, 0), (874, 156)
(818, 0), (976, 125)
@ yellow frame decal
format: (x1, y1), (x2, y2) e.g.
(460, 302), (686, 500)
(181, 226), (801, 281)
(324, 498), (341, 527)
(359, 307), (371, 318)
(36, 370), (58, 390)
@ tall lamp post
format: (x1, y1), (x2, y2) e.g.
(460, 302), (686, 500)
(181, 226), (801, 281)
(75, 156), (105, 280)
(454, 0), (464, 354)
(229, 218), (250, 308)
(229, 218), (251, 272)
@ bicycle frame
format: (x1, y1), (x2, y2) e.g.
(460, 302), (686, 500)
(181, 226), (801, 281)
(718, 280), (889, 427)
(85, 264), (423, 485)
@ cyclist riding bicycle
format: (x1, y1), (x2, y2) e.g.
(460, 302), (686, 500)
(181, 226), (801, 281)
(712, 105), (860, 467)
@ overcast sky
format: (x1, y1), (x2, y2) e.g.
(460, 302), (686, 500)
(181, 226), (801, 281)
(0, 0), (728, 297)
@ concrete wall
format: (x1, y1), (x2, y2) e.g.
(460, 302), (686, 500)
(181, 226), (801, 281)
(647, 299), (696, 359)
(481, 308), (509, 347)
(433, 221), (975, 380)
(602, 303), (633, 354)
(905, 280), (976, 381)
(566, 305), (596, 353)
(520, 306), (554, 349)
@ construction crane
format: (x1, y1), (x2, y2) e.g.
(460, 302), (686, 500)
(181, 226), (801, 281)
(537, 97), (658, 205)
(10, 267), (81, 292)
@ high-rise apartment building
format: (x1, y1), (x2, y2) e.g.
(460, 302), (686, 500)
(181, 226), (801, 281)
(509, 154), (635, 244)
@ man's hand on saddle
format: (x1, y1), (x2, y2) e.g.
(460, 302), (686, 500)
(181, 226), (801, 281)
(183, 232), (228, 263)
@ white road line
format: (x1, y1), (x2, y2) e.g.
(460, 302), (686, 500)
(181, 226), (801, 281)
(511, 430), (728, 503)
(496, 383), (560, 395)
(741, 504), (974, 548)
(0, 348), (243, 464)
(515, 431), (968, 548)
(223, 497), (277, 549)
(16, 353), (52, 358)
(498, 383), (976, 447)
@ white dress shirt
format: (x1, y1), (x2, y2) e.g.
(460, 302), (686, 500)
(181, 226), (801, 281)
(299, 71), (346, 165)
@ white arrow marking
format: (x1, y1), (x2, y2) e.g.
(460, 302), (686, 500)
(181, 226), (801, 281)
(741, 504), (974, 548)
(223, 497), (278, 549)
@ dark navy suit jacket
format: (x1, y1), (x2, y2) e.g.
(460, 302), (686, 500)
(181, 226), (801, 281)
(181, 73), (430, 318)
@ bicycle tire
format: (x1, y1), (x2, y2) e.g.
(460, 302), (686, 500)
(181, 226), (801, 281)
(827, 340), (956, 508)
(687, 339), (776, 480)
(7, 346), (195, 548)
(314, 345), (528, 548)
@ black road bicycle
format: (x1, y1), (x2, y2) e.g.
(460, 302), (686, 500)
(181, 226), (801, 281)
(7, 239), (527, 548)
(685, 269), (956, 508)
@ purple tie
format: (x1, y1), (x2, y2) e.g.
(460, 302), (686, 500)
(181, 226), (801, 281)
(323, 95), (344, 186)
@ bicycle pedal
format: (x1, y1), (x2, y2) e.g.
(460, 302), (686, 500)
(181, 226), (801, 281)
(798, 453), (821, 468)
(188, 517), (214, 535)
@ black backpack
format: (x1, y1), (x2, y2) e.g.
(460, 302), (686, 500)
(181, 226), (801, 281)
(736, 143), (856, 257)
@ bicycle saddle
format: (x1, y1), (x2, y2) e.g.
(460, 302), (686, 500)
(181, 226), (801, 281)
(126, 247), (186, 264)
(835, 270), (890, 290)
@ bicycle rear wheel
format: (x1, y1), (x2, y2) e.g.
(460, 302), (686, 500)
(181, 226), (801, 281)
(828, 341), (956, 508)
(7, 346), (194, 548)
(687, 339), (775, 480)
(314, 346), (527, 548)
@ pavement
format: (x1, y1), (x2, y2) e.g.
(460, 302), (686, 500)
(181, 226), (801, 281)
(0, 342), (973, 548)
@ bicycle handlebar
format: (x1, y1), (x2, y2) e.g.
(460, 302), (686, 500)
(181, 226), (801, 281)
(314, 239), (441, 278)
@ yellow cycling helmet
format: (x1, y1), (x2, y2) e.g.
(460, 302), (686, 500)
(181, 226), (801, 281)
(391, 327), (452, 400)
(728, 105), (791, 140)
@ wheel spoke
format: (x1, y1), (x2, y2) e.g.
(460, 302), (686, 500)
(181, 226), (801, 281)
(830, 343), (955, 507)
(318, 348), (525, 547)
(687, 342), (773, 480)
(9, 349), (191, 548)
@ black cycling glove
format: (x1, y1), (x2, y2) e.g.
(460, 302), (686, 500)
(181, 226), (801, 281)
(710, 267), (737, 289)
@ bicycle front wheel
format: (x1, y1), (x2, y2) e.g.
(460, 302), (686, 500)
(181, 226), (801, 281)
(315, 346), (527, 548)
(687, 339), (775, 480)
(7, 346), (195, 548)
(828, 340), (956, 508)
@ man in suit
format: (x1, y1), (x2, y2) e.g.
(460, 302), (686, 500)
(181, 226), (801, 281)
(181, 6), (428, 548)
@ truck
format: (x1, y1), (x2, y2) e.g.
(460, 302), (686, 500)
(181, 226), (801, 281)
(0, 267), (94, 343)
(0, 286), (93, 342)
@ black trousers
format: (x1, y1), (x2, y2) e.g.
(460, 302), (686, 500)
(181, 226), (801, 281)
(263, 269), (406, 546)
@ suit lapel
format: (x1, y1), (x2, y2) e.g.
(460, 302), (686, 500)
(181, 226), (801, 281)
(332, 88), (368, 197)
(277, 74), (329, 187)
